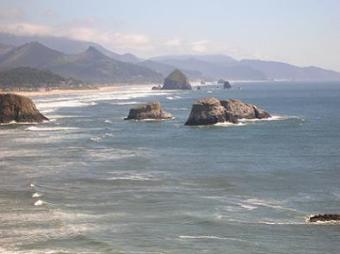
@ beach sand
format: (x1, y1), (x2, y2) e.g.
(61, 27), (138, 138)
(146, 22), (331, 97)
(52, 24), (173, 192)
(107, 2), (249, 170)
(0, 85), (128, 97)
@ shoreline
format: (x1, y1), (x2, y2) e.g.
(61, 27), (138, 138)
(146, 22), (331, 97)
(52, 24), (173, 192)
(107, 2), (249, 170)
(0, 84), (154, 97)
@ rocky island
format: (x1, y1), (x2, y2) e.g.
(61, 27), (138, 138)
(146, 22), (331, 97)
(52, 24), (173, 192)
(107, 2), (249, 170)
(0, 93), (48, 123)
(162, 69), (192, 90)
(185, 97), (271, 126)
(306, 214), (340, 223)
(125, 102), (173, 120)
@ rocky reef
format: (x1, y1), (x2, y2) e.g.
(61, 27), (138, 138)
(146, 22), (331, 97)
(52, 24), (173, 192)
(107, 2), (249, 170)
(185, 97), (271, 126)
(125, 102), (173, 120)
(306, 214), (340, 223)
(0, 93), (48, 124)
(162, 69), (192, 90)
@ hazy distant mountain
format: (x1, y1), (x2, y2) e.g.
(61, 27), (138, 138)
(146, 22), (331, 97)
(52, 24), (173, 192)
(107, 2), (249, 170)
(0, 42), (65, 69)
(0, 42), (162, 83)
(150, 55), (266, 80)
(0, 67), (81, 88)
(240, 59), (340, 81)
(0, 43), (14, 56)
(0, 32), (141, 63)
(51, 46), (161, 83)
(138, 60), (204, 80)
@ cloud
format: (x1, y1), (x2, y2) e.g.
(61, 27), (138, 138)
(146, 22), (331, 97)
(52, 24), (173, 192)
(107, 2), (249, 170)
(0, 7), (25, 20)
(0, 22), (52, 36)
(191, 40), (210, 53)
(0, 21), (252, 58)
(165, 38), (182, 47)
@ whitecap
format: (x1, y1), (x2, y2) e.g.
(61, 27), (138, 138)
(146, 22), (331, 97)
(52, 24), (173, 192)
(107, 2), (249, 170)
(32, 192), (42, 198)
(26, 126), (79, 131)
(179, 235), (247, 242)
(34, 200), (45, 206)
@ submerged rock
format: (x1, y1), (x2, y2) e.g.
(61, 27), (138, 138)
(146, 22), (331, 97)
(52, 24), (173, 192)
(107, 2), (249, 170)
(185, 97), (271, 126)
(0, 93), (48, 124)
(306, 214), (340, 223)
(162, 69), (192, 90)
(125, 102), (173, 120)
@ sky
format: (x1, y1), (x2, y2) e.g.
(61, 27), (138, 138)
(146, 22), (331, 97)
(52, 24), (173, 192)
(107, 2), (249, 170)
(0, 0), (339, 71)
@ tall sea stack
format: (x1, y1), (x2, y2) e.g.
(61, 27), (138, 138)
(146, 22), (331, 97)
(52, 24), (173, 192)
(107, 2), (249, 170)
(162, 69), (192, 90)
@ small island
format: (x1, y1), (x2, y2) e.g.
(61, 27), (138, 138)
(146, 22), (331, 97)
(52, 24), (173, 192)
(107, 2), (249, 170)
(185, 97), (271, 126)
(125, 102), (173, 120)
(161, 69), (192, 90)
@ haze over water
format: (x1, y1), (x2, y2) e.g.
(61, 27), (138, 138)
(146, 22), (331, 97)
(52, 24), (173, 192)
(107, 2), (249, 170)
(1, 82), (340, 253)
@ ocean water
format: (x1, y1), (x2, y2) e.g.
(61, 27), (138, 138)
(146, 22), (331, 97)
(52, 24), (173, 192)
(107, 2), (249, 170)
(0, 82), (339, 254)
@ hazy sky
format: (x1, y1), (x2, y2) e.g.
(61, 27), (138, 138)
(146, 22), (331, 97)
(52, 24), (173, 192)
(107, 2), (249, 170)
(0, 0), (339, 71)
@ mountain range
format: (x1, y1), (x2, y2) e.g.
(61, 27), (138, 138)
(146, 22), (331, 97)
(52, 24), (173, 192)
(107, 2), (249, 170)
(0, 32), (340, 83)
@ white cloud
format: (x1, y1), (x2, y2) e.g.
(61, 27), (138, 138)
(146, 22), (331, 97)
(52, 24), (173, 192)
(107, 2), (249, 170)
(165, 38), (182, 47)
(191, 40), (210, 53)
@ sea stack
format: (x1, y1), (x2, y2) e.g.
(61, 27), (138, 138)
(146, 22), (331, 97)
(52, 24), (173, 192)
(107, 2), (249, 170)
(185, 97), (271, 126)
(125, 101), (173, 120)
(223, 81), (232, 89)
(162, 69), (192, 90)
(0, 93), (48, 123)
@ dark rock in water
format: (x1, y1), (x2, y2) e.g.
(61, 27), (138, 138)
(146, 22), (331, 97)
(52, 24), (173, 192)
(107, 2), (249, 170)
(185, 97), (231, 126)
(125, 102), (173, 120)
(0, 93), (48, 123)
(221, 99), (271, 119)
(185, 97), (271, 126)
(217, 79), (225, 84)
(162, 69), (192, 90)
(306, 214), (340, 223)
(223, 81), (232, 89)
(151, 85), (162, 90)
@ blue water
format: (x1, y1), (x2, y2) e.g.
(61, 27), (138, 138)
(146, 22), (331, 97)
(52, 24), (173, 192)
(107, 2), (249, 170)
(0, 82), (340, 253)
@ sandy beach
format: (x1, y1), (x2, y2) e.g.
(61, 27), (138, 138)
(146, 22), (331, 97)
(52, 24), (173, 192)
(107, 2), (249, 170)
(0, 84), (146, 97)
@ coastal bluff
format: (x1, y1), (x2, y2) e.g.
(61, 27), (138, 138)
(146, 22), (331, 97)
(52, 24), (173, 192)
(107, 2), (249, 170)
(125, 102), (173, 120)
(185, 97), (271, 126)
(0, 93), (48, 123)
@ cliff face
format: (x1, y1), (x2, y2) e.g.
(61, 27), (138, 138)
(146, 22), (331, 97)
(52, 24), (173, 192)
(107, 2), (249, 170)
(0, 93), (48, 123)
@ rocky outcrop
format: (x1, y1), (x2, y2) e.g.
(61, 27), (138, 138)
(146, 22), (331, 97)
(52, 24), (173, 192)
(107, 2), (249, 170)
(125, 102), (173, 120)
(306, 214), (340, 223)
(221, 99), (271, 119)
(223, 81), (232, 89)
(185, 97), (271, 126)
(162, 69), (192, 90)
(0, 93), (48, 123)
(151, 85), (162, 90)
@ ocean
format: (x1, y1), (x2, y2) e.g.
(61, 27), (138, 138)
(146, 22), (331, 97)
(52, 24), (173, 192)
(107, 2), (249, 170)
(0, 82), (339, 254)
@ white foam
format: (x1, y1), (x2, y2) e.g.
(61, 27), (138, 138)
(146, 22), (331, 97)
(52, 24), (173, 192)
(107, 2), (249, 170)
(34, 200), (45, 206)
(111, 101), (140, 105)
(32, 192), (42, 198)
(214, 122), (245, 127)
(26, 126), (79, 131)
(238, 115), (292, 123)
(179, 235), (246, 242)
(238, 203), (258, 210)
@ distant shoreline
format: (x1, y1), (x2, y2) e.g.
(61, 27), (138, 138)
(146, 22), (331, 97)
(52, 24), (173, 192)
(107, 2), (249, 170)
(0, 84), (155, 97)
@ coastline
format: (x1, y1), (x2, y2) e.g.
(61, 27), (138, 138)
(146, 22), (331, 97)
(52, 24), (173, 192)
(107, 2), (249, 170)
(0, 84), (154, 98)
